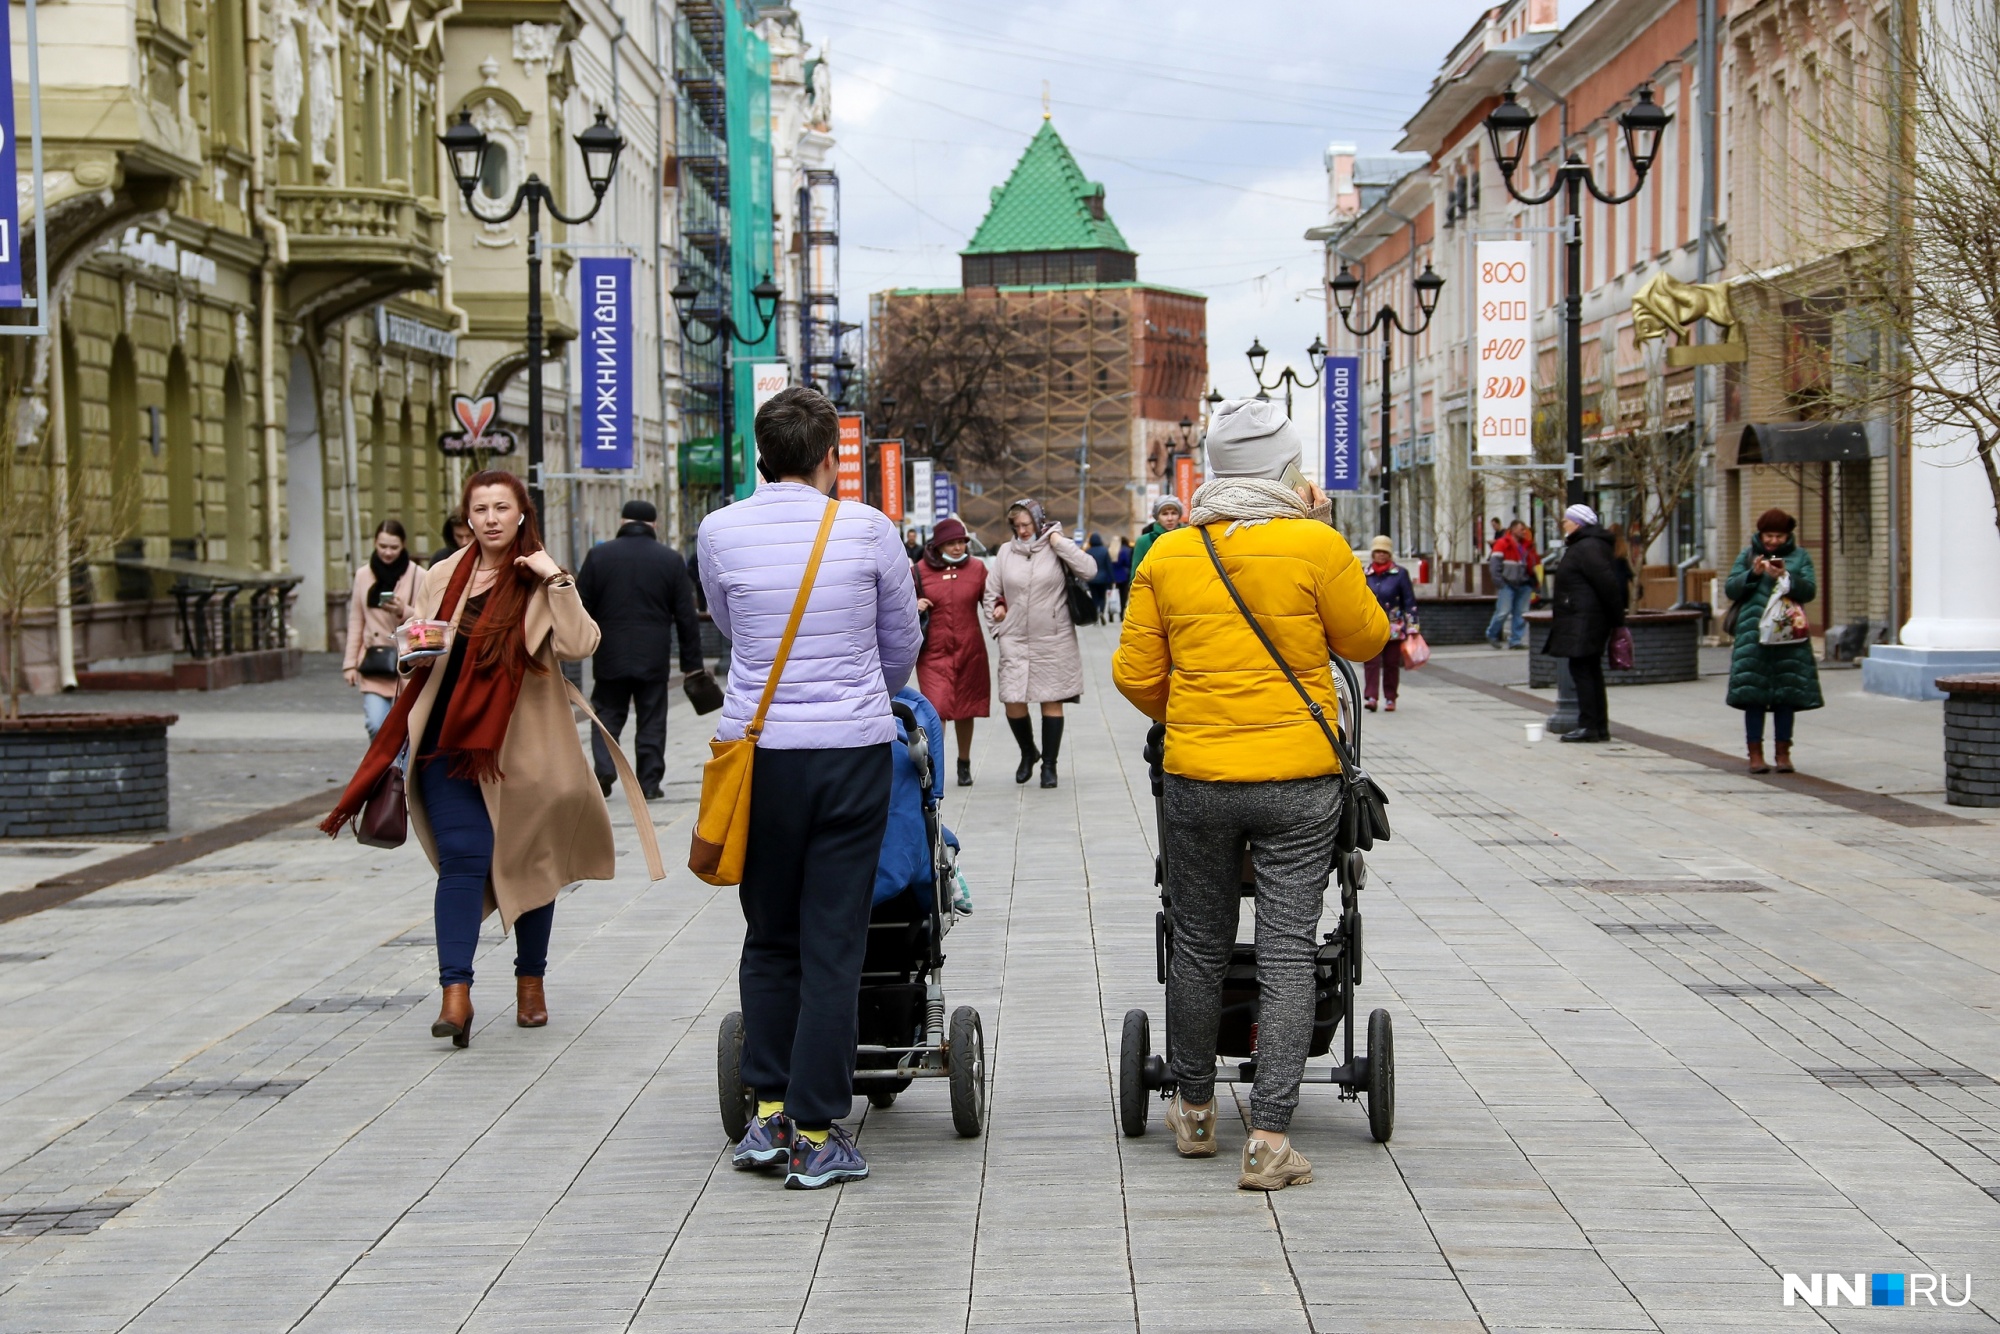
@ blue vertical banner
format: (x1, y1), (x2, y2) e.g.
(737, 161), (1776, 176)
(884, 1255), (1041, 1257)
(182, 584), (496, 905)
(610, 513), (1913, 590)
(1323, 355), (1361, 493)
(933, 467), (954, 521)
(579, 257), (632, 470)
(0, 11), (22, 307)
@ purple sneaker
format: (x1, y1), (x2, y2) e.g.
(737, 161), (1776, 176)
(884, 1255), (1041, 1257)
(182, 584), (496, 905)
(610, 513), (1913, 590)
(784, 1124), (868, 1190)
(732, 1112), (791, 1170)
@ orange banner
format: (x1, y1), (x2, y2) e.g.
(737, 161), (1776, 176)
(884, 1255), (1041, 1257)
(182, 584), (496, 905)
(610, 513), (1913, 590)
(1174, 455), (1196, 512)
(878, 440), (904, 521)
(836, 414), (865, 503)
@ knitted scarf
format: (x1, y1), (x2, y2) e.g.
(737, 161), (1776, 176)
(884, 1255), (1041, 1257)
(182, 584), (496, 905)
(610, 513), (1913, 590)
(319, 550), (531, 836)
(368, 549), (411, 607)
(1188, 477), (1309, 535)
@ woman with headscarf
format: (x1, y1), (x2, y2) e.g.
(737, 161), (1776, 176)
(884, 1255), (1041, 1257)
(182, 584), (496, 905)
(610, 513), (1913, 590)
(1724, 508), (1823, 773)
(343, 519), (422, 738)
(981, 498), (1097, 788)
(912, 516), (992, 786)
(1113, 396), (1388, 1191)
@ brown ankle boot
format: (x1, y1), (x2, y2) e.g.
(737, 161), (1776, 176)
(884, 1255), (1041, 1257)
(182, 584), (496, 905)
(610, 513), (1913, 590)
(516, 976), (548, 1028)
(1747, 743), (1771, 774)
(1774, 741), (1794, 773)
(432, 983), (473, 1048)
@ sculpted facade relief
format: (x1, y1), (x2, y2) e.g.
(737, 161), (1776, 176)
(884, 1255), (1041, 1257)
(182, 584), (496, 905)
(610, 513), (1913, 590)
(306, 0), (339, 169)
(271, 0), (305, 145)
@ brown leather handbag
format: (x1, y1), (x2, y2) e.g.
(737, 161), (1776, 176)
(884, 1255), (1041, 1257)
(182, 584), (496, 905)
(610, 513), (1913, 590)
(355, 763), (407, 849)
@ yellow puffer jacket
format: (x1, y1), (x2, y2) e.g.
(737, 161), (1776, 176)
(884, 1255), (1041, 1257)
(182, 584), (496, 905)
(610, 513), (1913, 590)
(1112, 519), (1390, 783)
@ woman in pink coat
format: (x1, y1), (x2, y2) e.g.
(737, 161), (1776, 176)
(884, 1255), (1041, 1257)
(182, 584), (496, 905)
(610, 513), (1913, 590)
(343, 519), (422, 737)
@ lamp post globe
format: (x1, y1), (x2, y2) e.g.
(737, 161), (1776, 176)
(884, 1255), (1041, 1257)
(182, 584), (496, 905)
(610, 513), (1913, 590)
(575, 111), (624, 197)
(1414, 263), (1445, 319)
(1330, 263), (1360, 317)
(1619, 86), (1670, 176)
(1246, 338), (1268, 379)
(440, 110), (489, 198)
(1483, 89), (1537, 179)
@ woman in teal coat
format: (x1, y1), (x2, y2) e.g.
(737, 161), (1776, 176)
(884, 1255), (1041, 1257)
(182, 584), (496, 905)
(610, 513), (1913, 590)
(1723, 508), (1823, 773)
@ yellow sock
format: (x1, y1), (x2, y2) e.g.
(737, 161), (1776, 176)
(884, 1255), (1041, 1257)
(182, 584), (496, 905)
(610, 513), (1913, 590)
(756, 1100), (784, 1120)
(797, 1127), (829, 1147)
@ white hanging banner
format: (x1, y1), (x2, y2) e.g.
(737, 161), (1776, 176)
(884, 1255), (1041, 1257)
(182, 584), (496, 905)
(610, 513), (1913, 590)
(1475, 241), (1533, 456)
(909, 457), (934, 530)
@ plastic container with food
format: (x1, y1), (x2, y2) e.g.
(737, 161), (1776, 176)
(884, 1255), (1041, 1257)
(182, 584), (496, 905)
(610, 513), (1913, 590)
(396, 618), (451, 665)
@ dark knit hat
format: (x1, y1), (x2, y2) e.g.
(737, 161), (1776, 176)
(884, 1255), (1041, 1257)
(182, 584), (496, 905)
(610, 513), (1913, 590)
(621, 498), (659, 523)
(1755, 507), (1796, 534)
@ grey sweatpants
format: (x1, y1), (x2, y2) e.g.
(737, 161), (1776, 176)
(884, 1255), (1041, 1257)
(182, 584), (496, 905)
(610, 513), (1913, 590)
(1163, 772), (1342, 1132)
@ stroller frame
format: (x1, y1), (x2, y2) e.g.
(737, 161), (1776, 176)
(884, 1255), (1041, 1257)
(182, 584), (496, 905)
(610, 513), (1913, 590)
(717, 700), (988, 1141)
(1119, 656), (1394, 1143)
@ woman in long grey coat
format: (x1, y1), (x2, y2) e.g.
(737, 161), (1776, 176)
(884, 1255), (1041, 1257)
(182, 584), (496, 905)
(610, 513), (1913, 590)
(982, 498), (1096, 788)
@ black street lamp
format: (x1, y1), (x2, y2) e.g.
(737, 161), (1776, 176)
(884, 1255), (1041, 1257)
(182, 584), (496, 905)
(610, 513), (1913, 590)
(669, 268), (782, 502)
(1247, 336), (1328, 420)
(1484, 86), (1671, 505)
(1332, 260), (1445, 539)
(441, 109), (624, 514)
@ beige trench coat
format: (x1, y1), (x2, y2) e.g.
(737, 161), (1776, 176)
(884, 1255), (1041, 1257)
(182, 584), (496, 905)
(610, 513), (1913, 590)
(981, 532), (1097, 704)
(402, 547), (611, 930)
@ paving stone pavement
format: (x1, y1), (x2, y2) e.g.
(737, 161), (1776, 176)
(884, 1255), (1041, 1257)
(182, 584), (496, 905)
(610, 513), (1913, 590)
(2, 628), (2000, 1331)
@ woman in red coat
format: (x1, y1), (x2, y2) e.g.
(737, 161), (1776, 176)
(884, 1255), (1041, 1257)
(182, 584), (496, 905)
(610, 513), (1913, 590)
(913, 517), (991, 786)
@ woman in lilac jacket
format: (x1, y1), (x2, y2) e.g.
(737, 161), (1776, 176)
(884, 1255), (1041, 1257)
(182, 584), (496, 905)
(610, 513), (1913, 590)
(695, 386), (922, 1191)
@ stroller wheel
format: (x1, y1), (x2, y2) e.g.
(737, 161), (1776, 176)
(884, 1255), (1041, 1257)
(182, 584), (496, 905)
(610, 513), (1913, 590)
(1365, 1008), (1394, 1143)
(948, 1006), (986, 1138)
(1119, 1009), (1152, 1137)
(866, 1088), (898, 1109)
(717, 1011), (754, 1143)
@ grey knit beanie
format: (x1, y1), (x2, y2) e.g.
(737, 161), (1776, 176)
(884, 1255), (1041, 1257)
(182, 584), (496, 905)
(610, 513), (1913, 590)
(1204, 398), (1303, 481)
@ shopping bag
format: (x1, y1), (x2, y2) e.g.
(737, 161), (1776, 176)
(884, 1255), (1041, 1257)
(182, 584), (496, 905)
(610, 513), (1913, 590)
(1756, 572), (1811, 646)
(1607, 626), (1634, 671)
(1399, 631), (1431, 671)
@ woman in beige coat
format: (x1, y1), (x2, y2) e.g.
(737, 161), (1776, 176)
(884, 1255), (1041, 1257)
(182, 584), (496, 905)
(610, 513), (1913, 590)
(325, 470), (616, 1048)
(982, 497), (1097, 788)
(342, 519), (422, 738)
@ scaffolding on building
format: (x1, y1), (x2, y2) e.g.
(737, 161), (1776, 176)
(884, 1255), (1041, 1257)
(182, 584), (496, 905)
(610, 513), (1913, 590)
(673, 0), (730, 478)
(798, 168), (842, 399)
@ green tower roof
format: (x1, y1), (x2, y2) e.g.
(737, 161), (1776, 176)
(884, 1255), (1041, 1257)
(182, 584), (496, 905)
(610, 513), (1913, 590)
(962, 121), (1134, 257)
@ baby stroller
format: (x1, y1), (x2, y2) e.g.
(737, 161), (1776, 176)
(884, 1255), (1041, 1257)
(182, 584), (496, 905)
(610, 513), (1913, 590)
(1118, 655), (1394, 1143)
(717, 697), (987, 1141)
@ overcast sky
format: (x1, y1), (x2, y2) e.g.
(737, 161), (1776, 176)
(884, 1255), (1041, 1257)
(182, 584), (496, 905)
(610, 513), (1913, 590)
(803, 0), (1474, 403)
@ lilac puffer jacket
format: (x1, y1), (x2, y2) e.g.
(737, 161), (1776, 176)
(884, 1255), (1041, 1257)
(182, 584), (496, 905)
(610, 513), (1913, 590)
(696, 481), (923, 749)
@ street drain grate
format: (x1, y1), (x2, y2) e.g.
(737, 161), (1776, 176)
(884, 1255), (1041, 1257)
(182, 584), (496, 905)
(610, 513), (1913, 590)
(379, 932), (433, 948)
(56, 896), (191, 910)
(126, 1078), (307, 1100)
(1596, 923), (1729, 936)
(1689, 982), (1836, 997)
(0, 1199), (136, 1237)
(1577, 880), (1771, 894)
(1809, 1067), (1997, 1089)
(277, 993), (426, 1014)
(0, 846), (91, 858)
(0, 952), (49, 964)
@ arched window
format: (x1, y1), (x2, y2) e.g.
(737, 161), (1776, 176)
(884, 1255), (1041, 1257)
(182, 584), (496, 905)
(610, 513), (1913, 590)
(109, 336), (145, 599)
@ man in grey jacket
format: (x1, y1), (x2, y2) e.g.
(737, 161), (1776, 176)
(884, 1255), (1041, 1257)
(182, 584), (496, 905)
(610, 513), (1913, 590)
(696, 386), (922, 1190)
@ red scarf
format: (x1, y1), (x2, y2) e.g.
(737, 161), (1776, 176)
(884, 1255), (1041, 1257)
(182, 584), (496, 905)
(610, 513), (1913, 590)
(320, 550), (532, 836)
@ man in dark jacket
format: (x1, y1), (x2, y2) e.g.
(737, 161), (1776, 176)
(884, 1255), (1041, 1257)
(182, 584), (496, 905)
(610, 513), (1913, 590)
(1541, 503), (1627, 743)
(576, 499), (708, 799)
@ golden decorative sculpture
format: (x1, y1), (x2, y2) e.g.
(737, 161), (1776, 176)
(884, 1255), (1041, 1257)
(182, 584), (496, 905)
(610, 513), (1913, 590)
(1631, 272), (1748, 364)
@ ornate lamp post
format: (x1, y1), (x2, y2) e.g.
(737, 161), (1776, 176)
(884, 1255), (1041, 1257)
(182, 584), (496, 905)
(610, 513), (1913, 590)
(669, 268), (781, 503)
(1483, 86), (1670, 504)
(1484, 85), (1668, 734)
(440, 109), (624, 514)
(1331, 261), (1445, 539)
(1246, 336), (1328, 420)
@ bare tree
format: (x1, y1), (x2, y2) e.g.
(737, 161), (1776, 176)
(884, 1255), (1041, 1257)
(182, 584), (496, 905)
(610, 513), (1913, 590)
(866, 292), (1014, 469)
(0, 349), (138, 717)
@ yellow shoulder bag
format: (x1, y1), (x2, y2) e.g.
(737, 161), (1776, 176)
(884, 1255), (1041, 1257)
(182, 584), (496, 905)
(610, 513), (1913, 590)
(688, 498), (838, 885)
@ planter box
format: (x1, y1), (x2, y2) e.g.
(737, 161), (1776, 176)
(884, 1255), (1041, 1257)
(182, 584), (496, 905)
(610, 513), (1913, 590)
(1524, 610), (1702, 687)
(0, 712), (177, 836)
(1938, 675), (2000, 807)
(1413, 595), (1500, 646)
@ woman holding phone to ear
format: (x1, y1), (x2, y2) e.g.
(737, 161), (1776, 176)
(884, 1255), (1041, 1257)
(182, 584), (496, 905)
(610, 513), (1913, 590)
(324, 470), (614, 1047)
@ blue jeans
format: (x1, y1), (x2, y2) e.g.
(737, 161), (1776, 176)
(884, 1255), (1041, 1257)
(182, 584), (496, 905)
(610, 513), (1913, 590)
(1487, 584), (1532, 646)
(362, 692), (393, 738)
(1744, 707), (1795, 746)
(418, 758), (553, 988)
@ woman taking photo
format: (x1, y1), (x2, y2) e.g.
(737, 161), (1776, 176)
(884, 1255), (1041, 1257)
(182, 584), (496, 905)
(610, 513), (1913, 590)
(1113, 396), (1388, 1190)
(323, 471), (621, 1047)
(912, 516), (991, 787)
(982, 498), (1097, 788)
(343, 520), (421, 738)
(1724, 508), (1823, 773)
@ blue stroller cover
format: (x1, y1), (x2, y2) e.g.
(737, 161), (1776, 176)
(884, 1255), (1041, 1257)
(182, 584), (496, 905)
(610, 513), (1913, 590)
(874, 687), (957, 907)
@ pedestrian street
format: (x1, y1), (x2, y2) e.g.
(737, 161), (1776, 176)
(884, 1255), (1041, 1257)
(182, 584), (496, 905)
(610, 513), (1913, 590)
(3, 632), (2000, 1333)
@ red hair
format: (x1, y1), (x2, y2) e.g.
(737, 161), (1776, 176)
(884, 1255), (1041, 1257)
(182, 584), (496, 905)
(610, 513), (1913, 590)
(459, 469), (551, 680)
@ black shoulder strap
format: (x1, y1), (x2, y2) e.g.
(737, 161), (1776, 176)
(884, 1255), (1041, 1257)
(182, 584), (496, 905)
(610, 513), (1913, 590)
(1199, 525), (1353, 771)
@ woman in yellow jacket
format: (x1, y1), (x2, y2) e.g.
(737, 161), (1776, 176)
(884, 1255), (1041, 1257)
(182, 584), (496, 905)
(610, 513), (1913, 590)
(1112, 398), (1388, 1192)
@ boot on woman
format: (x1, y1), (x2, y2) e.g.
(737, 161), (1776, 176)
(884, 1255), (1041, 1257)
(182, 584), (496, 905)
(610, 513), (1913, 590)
(433, 984), (473, 1048)
(1007, 714), (1040, 784)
